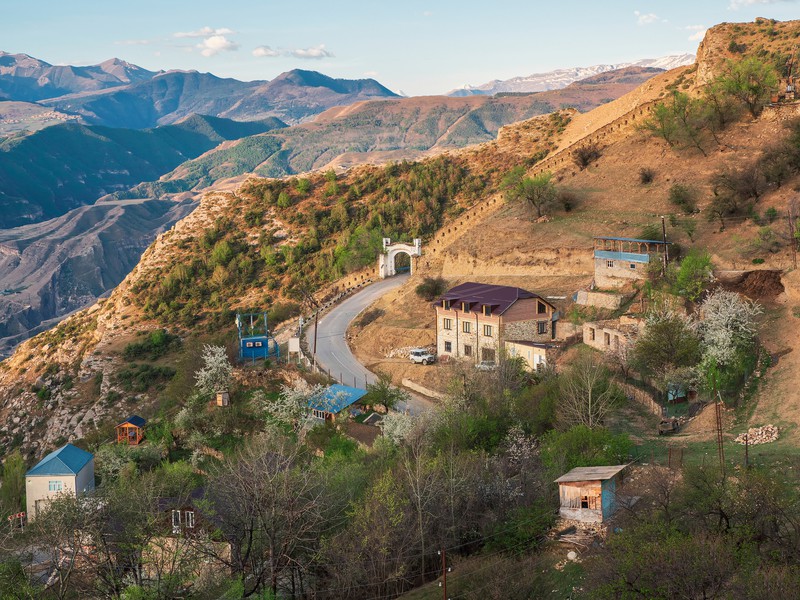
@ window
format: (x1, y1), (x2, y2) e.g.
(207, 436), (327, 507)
(537, 321), (547, 335)
(443, 318), (453, 330)
(606, 260), (614, 268)
(481, 348), (496, 362)
(254, 341), (263, 347)
(443, 300), (450, 310)
(537, 300), (547, 314)
(463, 344), (473, 357)
(48, 480), (63, 492)
(589, 327), (596, 341)
(462, 321), (471, 334)
(312, 409), (327, 419)
(630, 263), (636, 269)
(483, 324), (493, 337)
(482, 305), (492, 316)
(444, 341), (452, 353)
(172, 509), (181, 534)
(604, 332), (611, 346)
(245, 342), (254, 348)
(461, 302), (470, 313)
(185, 510), (195, 529)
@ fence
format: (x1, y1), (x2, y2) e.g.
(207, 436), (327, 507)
(617, 381), (664, 418)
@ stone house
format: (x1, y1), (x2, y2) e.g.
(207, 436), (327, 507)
(555, 465), (628, 523)
(435, 282), (558, 364)
(25, 443), (94, 521)
(504, 340), (557, 372)
(593, 236), (669, 289)
(583, 316), (642, 355)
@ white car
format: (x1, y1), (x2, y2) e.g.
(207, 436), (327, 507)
(409, 348), (436, 365)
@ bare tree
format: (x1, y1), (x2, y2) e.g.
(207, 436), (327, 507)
(558, 352), (617, 429)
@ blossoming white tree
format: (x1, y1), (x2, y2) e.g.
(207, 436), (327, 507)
(698, 290), (762, 366)
(194, 345), (233, 395)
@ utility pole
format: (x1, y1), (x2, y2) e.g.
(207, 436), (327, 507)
(744, 433), (749, 469)
(661, 215), (669, 274)
(438, 549), (450, 600)
(298, 288), (321, 371)
(789, 207), (798, 270)
(715, 389), (725, 478)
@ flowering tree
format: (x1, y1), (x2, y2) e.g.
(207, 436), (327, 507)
(194, 345), (233, 395)
(699, 290), (762, 367)
(381, 412), (415, 445)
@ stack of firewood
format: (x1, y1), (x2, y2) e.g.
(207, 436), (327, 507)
(734, 424), (779, 445)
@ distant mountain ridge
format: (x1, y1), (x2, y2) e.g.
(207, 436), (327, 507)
(0, 51), (158, 101)
(446, 53), (695, 96)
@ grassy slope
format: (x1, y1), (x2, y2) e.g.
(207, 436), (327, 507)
(0, 115), (285, 227)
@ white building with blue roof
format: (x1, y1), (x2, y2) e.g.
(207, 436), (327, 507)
(309, 384), (368, 422)
(25, 443), (94, 521)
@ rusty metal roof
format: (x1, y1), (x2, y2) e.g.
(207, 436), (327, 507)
(554, 465), (628, 483)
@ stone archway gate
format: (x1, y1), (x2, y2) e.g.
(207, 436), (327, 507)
(378, 238), (422, 278)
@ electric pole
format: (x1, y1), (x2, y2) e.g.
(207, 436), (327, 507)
(789, 207), (797, 270)
(661, 215), (669, 273)
(438, 549), (450, 600)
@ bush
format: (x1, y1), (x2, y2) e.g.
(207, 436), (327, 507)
(572, 143), (602, 170)
(639, 167), (655, 184)
(540, 425), (632, 475)
(557, 189), (579, 212)
(415, 276), (447, 301)
(123, 329), (181, 361)
(267, 301), (301, 325)
(356, 308), (385, 328)
(668, 183), (697, 213)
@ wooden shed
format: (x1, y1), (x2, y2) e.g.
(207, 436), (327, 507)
(554, 465), (628, 523)
(116, 415), (146, 445)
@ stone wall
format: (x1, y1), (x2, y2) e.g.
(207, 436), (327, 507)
(575, 290), (628, 310)
(502, 318), (552, 343)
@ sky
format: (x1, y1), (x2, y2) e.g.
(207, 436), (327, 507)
(2, 0), (799, 96)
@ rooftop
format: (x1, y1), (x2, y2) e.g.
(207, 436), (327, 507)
(554, 464), (628, 483)
(27, 443), (93, 477)
(309, 384), (368, 414)
(593, 236), (670, 245)
(117, 415), (146, 428)
(437, 282), (542, 315)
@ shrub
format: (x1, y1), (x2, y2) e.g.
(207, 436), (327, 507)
(765, 207), (779, 223)
(572, 143), (602, 170)
(639, 167), (655, 184)
(123, 329), (181, 361)
(267, 301), (301, 325)
(356, 308), (385, 328)
(668, 183), (697, 213)
(557, 189), (579, 212)
(415, 276), (447, 301)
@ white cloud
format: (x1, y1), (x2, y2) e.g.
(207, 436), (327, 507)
(197, 35), (239, 57)
(728, 0), (797, 9)
(115, 39), (151, 46)
(252, 45), (280, 58)
(685, 24), (708, 41)
(422, 10), (433, 16)
(174, 26), (234, 39)
(290, 44), (334, 59)
(634, 10), (660, 25)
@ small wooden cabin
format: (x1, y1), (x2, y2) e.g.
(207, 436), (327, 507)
(116, 415), (146, 446)
(216, 390), (230, 407)
(554, 465), (628, 523)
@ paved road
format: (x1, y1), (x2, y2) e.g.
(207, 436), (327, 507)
(305, 274), (432, 414)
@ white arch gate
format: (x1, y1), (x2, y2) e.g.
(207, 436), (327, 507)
(378, 238), (422, 279)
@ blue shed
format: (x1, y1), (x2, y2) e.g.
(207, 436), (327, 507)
(236, 313), (280, 362)
(555, 464), (629, 523)
(309, 384), (368, 421)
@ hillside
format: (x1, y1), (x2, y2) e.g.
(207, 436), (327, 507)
(42, 68), (399, 128)
(2, 18), (800, 461)
(0, 114), (285, 227)
(121, 65), (663, 198)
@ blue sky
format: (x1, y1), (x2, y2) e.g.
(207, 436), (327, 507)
(3, 0), (799, 95)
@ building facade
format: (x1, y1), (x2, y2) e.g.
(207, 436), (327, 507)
(25, 443), (94, 521)
(435, 282), (558, 364)
(593, 236), (669, 289)
(555, 465), (628, 523)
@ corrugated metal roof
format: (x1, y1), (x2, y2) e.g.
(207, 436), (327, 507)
(593, 236), (669, 244)
(437, 282), (543, 315)
(26, 443), (93, 477)
(554, 465), (628, 483)
(118, 415), (146, 427)
(309, 384), (367, 414)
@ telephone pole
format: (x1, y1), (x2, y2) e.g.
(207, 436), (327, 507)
(789, 207), (798, 270)
(660, 215), (669, 274)
(438, 549), (450, 600)
(715, 389), (725, 478)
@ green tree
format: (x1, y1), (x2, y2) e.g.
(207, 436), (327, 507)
(719, 56), (779, 118)
(539, 426), (632, 475)
(631, 309), (701, 378)
(503, 168), (557, 218)
(364, 372), (409, 411)
(0, 450), (26, 515)
(674, 248), (714, 301)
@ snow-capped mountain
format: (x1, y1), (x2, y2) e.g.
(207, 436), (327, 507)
(446, 53), (696, 96)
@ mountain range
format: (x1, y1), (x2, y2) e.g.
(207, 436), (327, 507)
(446, 53), (695, 96)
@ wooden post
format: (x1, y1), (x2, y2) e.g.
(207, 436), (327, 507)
(789, 209), (797, 270)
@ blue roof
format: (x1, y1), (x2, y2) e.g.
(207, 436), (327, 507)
(118, 415), (146, 427)
(26, 443), (93, 477)
(594, 236), (670, 244)
(308, 384), (368, 414)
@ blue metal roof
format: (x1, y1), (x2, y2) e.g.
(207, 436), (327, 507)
(309, 384), (368, 414)
(593, 236), (669, 244)
(26, 443), (93, 477)
(118, 415), (146, 427)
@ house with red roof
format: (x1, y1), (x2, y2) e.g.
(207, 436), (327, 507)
(435, 282), (559, 366)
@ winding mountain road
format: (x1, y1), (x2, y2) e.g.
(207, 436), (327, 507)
(305, 274), (432, 414)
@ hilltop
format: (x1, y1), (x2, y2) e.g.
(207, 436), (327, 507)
(1, 18), (800, 459)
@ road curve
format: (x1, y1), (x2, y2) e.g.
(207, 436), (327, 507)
(305, 274), (432, 414)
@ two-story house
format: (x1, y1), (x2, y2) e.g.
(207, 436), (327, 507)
(435, 282), (558, 365)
